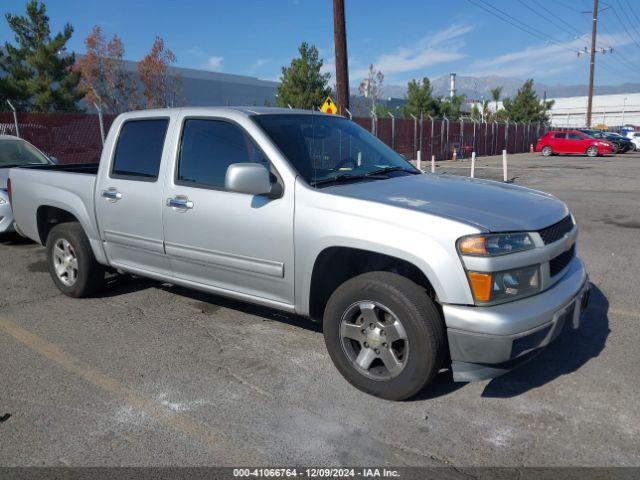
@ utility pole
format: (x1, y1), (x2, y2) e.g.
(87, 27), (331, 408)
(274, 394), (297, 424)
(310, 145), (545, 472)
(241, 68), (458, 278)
(586, 0), (599, 127)
(333, 0), (350, 116)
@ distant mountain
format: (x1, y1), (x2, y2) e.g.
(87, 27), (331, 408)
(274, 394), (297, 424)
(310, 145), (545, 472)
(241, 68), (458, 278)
(371, 75), (640, 100)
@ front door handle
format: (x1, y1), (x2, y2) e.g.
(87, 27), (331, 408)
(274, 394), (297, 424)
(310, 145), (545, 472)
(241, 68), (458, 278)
(166, 196), (194, 210)
(101, 188), (123, 201)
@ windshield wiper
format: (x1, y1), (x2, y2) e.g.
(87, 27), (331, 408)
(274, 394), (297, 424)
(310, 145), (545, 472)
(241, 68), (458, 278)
(311, 166), (419, 187)
(364, 166), (418, 177)
(310, 173), (368, 186)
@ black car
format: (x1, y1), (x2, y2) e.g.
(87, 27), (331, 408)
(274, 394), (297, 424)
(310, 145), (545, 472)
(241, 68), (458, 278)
(578, 129), (634, 153)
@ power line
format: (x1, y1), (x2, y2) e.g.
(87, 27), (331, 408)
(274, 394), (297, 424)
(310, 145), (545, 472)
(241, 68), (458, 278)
(466, 0), (583, 54)
(622, 0), (640, 26)
(608, 1), (640, 49)
(596, 11), (640, 73)
(616, 0), (640, 45)
(529, 0), (585, 37)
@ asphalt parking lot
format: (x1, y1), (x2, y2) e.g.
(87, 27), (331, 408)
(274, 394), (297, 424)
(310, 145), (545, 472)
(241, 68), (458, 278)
(1, 151), (639, 468)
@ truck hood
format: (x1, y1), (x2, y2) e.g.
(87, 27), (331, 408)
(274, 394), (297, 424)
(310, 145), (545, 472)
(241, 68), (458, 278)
(323, 173), (568, 232)
(0, 169), (8, 190)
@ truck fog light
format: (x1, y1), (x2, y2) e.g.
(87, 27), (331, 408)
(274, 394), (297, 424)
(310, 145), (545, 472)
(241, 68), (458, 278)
(468, 265), (541, 305)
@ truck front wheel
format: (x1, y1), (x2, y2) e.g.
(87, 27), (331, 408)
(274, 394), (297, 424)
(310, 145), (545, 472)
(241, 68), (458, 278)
(46, 222), (105, 298)
(323, 272), (445, 400)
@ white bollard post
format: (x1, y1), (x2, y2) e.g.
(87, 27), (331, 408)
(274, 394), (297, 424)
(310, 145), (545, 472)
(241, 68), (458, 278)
(502, 149), (508, 182)
(431, 154), (435, 173)
(416, 150), (422, 171)
(471, 151), (476, 178)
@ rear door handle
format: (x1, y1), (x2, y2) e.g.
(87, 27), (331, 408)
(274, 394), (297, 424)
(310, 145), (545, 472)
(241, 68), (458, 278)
(166, 196), (194, 210)
(101, 188), (123, 201)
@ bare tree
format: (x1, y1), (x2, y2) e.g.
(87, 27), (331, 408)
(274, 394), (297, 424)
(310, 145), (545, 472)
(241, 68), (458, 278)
(358, 64), (384, 115)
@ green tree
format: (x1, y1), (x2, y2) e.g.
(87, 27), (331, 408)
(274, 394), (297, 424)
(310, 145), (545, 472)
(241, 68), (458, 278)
(402, 77), (438, 117)
(502, 79), (553, 122)
(276, 42), (331, 110)
(438, 94), (465, 120)
(490, 86), (503, 112)
(0, 1), (83, 112)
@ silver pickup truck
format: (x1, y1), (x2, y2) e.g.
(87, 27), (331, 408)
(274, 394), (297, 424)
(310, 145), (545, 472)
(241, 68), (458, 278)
(9, 107), (590, 400)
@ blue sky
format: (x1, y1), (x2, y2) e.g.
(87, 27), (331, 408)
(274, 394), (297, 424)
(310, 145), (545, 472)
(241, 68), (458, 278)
(2, 0), (639, 87)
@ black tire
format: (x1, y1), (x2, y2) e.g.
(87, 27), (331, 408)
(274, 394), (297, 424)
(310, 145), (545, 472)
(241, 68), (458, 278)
(586, 146), (599, 157)
(46, 222), (105, 298)
(323, 271), (445, 400)
(541, 146), (553, 157)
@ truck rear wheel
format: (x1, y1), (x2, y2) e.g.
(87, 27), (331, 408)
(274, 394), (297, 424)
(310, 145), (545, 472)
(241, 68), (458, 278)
(323, 272), (445, 400)
(46, 222), (105, 298)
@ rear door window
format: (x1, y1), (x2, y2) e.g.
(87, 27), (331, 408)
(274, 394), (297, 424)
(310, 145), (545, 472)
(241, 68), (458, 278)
(111, 119), (169, 181)
(568, 133), (582, 140)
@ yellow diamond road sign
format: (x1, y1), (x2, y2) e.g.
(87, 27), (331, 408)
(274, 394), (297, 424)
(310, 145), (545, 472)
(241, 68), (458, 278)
(320, 96), (338, 114)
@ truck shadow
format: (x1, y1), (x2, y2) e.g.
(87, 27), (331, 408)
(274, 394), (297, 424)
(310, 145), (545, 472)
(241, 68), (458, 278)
(480, 282), (609, 398)
(0, 232), (34, 246)
(95, 273), (323, 333)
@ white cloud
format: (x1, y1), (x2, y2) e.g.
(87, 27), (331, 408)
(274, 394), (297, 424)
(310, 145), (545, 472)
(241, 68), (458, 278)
(206, 56), (224, 71)
(351, 24), (473, 81)
(467, 33), (632, 80)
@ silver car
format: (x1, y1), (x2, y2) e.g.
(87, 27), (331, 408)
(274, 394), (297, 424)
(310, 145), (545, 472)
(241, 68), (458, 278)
(0, 135), (54, 234)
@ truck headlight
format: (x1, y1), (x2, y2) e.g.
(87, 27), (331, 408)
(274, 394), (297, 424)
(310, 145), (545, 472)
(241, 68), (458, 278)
(467, 265), (541, 304)
(457, 233), (534, 256)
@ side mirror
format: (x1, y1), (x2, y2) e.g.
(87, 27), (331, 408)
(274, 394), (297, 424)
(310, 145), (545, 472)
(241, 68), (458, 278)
(49, 156), (59, 165)
(225, 163), (273, 196)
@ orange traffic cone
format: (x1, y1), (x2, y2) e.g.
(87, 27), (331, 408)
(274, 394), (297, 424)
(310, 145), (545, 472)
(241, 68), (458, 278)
(452, 149), (457, 161)
(529, 143), (534, 153)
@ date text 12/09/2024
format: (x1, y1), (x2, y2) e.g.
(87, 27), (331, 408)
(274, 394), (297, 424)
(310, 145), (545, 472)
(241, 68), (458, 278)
(233, 468), (400, 478)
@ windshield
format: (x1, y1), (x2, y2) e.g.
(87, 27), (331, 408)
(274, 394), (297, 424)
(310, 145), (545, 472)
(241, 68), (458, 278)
(252, 114), (417, 186)
(0, 139), (50, 168)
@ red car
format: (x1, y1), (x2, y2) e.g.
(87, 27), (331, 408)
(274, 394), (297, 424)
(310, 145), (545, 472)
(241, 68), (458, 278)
(535, 130), (614, 157)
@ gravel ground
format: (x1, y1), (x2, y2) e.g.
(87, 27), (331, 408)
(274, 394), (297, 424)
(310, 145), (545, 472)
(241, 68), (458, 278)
(0, 151), (639, 468)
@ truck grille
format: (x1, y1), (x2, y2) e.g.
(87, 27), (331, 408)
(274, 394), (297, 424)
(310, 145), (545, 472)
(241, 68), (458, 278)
(538, 215), (574, 245)
(550, 245), (575, 277)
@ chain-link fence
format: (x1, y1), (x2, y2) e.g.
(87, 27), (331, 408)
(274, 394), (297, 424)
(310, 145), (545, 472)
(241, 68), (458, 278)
(1, 111), (553, 165)
(0, 112), (115, 164)
(358, 115), (553, 161)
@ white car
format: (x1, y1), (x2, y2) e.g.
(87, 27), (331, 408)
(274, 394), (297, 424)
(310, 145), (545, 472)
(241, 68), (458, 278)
(0, 135), (54, 234)
(624, 131), (640, 151)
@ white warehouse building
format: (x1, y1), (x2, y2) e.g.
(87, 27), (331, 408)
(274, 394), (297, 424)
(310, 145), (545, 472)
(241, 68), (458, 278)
(549, 93), (640, 128)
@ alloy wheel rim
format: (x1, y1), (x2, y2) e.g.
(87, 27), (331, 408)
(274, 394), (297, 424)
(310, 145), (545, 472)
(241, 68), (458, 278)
(52, 238), (78, 287)
(339, 301), (409, 380)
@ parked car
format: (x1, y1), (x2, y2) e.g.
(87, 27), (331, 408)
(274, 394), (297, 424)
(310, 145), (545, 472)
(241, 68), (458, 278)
(578, 129), (634, 153)
(624, 131), (640, 151)
(9, 108), (590, 400)
(0, 135), (55, 234)
(535, 130), (614, 157)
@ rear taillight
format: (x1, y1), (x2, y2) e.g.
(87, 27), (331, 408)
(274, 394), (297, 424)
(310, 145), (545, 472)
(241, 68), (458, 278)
(7, 178), (12, 203)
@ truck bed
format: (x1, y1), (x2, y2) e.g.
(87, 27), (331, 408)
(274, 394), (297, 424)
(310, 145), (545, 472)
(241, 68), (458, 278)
(10, 164), (101, 246)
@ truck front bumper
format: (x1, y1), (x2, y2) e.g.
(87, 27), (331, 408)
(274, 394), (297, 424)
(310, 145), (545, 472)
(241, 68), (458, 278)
(442, 257), (589, 382)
